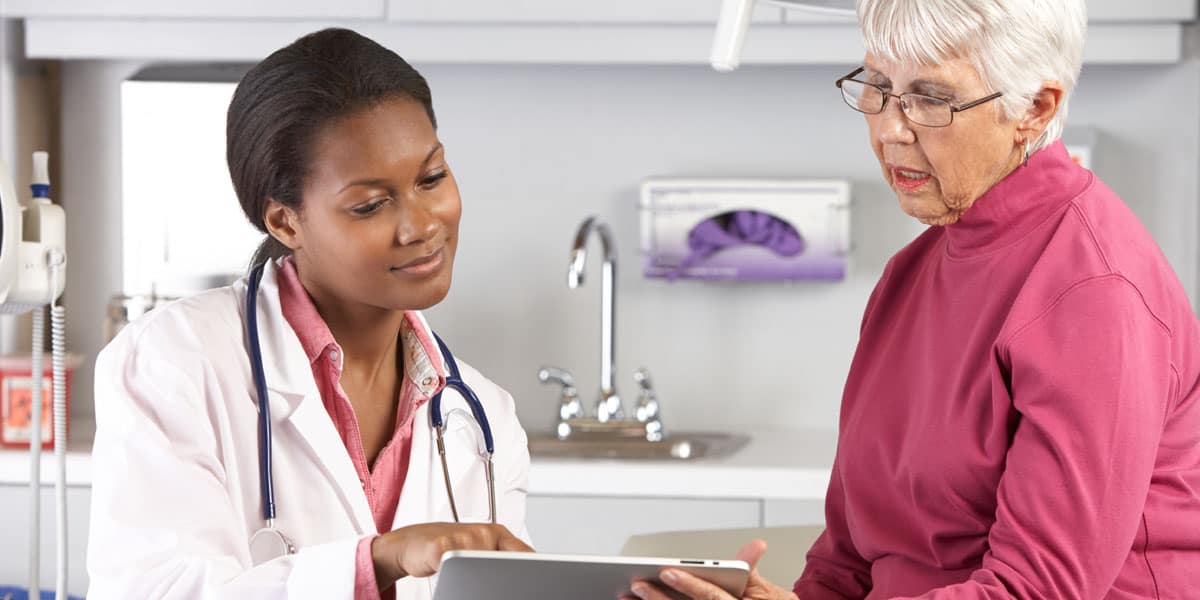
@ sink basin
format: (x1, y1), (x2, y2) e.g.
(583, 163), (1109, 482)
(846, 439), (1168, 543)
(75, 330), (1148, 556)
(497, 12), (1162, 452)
(527, 431), (749, 460)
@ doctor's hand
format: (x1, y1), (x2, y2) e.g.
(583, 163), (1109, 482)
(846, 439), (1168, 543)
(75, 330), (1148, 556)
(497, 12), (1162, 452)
(622, 540), (798, 600)
(371, 522), (532, 585)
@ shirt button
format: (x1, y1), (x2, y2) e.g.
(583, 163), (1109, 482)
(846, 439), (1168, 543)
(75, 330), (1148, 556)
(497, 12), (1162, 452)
(422, 376), (434, 386)
(328, 349), (340, 362)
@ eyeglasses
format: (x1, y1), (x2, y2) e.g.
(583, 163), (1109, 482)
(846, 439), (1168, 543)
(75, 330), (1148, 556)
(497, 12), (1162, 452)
(835, 67), (1003, 128)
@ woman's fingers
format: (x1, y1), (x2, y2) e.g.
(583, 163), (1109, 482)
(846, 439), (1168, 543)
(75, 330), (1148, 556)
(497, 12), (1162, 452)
(626, 580), (684, 600)
(735, 539), (769, 569)
(657, 568), (737, 600)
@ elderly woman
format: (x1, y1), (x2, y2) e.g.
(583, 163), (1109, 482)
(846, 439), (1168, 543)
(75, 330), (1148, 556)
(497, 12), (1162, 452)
(628, 1), (1200, 599)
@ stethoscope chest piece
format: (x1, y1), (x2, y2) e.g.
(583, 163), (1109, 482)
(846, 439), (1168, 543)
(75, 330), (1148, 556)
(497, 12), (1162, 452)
(249, 523), (297, 565)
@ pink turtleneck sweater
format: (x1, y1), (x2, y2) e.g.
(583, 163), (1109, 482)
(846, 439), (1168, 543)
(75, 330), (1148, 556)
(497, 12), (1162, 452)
(795, 142), (1200, 599)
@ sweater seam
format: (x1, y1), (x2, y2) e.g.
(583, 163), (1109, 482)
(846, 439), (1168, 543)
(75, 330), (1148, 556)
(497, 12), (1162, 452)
(1068, 195), (1114, 273)
(998, 274), (1172, 356)
(1142, 513), (1161, 599)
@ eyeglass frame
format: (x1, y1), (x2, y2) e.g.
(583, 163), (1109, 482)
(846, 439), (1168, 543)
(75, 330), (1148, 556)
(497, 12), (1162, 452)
(834, 67), (1003, 128)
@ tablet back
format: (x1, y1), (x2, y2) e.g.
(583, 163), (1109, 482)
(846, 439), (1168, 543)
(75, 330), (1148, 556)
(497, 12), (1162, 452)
(433, 550), (749, 600)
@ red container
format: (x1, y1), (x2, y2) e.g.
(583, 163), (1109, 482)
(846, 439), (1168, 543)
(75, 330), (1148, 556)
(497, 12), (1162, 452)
(0, 354), (81, 449)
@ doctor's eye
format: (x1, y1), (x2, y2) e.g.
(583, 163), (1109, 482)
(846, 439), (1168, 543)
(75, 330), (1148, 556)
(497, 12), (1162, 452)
(351, 197), (391, 216)
(420, 170), (448, 190)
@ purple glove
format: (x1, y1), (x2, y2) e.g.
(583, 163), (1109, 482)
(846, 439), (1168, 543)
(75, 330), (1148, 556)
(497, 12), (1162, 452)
(670, 210), (805, 279)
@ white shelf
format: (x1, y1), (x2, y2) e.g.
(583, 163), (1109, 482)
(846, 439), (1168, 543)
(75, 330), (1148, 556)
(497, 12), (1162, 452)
(24, 19), (1188, 65)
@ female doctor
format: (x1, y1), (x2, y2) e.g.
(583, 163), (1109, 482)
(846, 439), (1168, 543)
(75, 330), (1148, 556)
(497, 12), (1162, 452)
(86, 28), (532, 599)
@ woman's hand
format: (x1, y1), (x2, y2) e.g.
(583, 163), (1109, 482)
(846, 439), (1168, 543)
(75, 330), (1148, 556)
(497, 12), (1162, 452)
(623, 540), (798, 600)
(371, 522), (532, 586)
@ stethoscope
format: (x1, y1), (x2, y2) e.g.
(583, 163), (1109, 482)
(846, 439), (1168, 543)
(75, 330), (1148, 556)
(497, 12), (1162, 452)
(244, 262), (497, 563)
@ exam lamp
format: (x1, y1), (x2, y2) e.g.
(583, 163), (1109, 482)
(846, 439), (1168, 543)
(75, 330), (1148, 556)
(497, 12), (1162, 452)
(711, 0), (856, 71)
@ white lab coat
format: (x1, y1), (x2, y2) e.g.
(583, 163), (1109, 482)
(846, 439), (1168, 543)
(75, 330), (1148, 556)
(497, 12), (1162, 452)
(86, 260), (531, 599)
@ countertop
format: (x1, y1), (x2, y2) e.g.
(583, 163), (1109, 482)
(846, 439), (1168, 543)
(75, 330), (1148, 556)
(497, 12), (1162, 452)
(0, 419), (836, 501)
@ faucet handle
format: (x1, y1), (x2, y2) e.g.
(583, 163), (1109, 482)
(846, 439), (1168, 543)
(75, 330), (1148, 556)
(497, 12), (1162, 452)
(633, 367), (662, 428)
(538, 366), (584, 425)
(538, 366), (575, 389)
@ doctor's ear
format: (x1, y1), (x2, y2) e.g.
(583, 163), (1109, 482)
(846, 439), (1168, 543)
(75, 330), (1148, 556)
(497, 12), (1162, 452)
(263, 199), (303, 250)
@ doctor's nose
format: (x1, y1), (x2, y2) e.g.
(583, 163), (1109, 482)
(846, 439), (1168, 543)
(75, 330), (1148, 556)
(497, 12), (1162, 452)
(395, 200), (442, 246)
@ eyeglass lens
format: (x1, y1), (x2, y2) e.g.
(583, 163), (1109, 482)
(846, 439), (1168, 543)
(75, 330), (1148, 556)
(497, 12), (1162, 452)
(839, 80), (953, 127)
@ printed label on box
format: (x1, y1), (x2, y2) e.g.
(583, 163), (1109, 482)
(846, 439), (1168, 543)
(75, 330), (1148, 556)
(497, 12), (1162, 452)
(1, 376), (55, 445)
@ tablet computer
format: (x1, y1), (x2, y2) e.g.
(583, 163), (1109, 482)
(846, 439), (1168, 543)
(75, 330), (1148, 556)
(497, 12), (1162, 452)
(433, 550), (750, 600)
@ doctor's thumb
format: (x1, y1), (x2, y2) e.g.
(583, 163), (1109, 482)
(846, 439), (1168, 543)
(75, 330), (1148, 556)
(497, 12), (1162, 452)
(735, 539), (769, 571)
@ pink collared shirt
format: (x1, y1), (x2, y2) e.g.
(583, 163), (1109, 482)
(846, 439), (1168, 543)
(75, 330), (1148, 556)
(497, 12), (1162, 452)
(276, 257), (447, 600)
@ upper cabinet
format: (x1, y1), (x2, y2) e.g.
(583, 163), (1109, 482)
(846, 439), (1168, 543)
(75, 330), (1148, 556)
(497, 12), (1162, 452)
(0, 0), (384, 19)
(385, 0), (781, 24)
(11, 0), (1197, 65)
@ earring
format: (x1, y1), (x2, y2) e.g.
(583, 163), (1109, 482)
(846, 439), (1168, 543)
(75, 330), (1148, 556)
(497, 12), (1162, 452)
(1022, 140), (1031, 166)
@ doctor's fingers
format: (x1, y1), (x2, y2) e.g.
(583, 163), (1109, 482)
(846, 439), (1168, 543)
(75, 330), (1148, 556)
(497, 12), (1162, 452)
(378, 522), (533, 580)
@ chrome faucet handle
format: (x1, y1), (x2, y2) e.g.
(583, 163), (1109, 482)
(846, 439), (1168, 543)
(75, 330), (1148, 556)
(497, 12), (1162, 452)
(539, 366), (583, 438)
(596, 391), (624, 424)
(633, 368), (664, 441)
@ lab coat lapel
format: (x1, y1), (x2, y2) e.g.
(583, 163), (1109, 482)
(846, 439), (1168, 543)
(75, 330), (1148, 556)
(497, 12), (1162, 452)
(245, 260), (375, 535)
(394, 401), (437, 526)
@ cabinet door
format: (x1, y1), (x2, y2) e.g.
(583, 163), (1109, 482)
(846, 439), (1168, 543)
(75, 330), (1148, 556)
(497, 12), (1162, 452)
(0, 0), (384, 19)
(388, 0), (781, 24)
(0, 485), (92, 597)
(526, 495), (761, 555)
(762, 499), (826, 527)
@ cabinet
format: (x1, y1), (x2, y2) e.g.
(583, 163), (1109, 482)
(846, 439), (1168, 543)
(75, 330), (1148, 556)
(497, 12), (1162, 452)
(387, 0), (781, 25)
(0, 484), (91, 597)
(525, 495), (828, 555)
(526, 495), (762, 555)
(0, 0), (384, 19)
(15, 0), (1194, 64)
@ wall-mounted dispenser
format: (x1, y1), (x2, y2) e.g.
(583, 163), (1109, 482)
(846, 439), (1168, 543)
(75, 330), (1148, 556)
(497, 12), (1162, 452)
(640, 178), (851, 282)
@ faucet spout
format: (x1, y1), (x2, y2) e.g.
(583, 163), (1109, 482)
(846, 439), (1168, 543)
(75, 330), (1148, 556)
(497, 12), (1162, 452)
(568, 216), (622, 422)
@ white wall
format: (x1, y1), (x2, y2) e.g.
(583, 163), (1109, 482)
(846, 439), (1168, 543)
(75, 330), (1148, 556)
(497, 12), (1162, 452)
(57, 58), (1200, 439)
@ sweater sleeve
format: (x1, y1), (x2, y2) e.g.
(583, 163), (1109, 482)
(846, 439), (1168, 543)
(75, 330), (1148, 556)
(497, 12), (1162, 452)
(895, 275), (1173, 599)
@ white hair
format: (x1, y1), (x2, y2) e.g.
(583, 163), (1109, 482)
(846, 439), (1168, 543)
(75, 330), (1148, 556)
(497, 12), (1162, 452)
(856, 0), (1086, 152)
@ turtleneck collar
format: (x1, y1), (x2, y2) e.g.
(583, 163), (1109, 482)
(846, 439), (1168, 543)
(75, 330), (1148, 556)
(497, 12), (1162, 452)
(943, 140), (1093, 258)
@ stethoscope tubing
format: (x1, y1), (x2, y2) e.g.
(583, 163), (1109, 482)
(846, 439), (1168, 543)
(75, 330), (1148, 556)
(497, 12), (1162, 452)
(247, 263), (277, 523)
(246, 262), (497, 540)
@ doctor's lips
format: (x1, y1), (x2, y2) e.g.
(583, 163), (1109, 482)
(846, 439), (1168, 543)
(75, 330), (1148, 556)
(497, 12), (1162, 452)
(888, 163), (933, 193)
(392, 248), (446, 276)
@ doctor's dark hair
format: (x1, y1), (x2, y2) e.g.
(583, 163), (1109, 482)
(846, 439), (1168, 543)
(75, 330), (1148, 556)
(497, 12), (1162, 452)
(226, 27), (438, 270)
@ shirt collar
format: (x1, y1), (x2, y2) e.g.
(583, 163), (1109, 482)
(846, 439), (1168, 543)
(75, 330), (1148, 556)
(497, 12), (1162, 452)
(276, 256), (448, 397)
(944, 140), (1093, 258)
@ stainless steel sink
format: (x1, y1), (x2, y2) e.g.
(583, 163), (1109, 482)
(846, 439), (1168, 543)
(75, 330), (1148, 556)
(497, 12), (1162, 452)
(527, 431), (749, 460)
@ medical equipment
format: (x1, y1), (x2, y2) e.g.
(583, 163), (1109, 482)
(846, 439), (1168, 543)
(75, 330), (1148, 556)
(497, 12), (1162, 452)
(0, 152), (69, 600)
(243, 263), (497, 562)
(711, 0), (855, 71)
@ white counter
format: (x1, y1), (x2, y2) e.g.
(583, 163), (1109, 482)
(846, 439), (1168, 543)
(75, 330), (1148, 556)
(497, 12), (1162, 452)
(527, 429), (835, 500)
(1, 420), (836, 501)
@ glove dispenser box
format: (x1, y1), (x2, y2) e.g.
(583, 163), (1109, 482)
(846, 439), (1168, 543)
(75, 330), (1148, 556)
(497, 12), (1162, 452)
(639, 178), (851, 281)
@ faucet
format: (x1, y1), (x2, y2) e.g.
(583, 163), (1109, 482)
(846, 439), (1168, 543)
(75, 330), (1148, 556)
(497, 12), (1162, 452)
(567, 216), (623, 423)
(539, 217), (665, 442)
